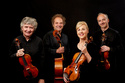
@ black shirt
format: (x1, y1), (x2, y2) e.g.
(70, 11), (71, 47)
(43, 30), (70, 67)
(93, 28), (124, 72)
(43, 30), (70, 83)
(9, 35), (44, 82)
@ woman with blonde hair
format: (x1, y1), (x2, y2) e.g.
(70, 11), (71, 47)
(63, 21), (99, 83)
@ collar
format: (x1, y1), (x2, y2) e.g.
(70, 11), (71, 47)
(21, 34), (36, 42)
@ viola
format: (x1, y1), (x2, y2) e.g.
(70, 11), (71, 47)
(53, 30), (64, 83)
(63, 36), (93, 81)
(15, 38), (39, 79)
(99, 33), (110, 70)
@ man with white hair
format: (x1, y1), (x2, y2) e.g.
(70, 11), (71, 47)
(9, 17), (45, 83)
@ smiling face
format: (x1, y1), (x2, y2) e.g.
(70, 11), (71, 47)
(76, 25), (89, 40)
(21, 24), (35, 38)
(97, 14), (109, 29)
(53, 17), (64, 32)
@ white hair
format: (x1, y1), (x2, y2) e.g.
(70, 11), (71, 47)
(20, 16), (38, 32)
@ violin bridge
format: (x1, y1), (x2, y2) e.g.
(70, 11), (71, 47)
(75, 65), (77, 69)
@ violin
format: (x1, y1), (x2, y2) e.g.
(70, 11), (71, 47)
(15, 38), (39, 79)
(99, 33), (110, 70)
(63, 36), (93, 81)
(53, 30), (64, 83)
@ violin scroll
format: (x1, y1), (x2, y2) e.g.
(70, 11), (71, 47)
(53, 30), (61, 43)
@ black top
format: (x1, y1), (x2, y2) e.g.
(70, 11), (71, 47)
(43, 30), (70, 67)
(68, 41), (99, 83)
(9, 35), (44, 82)
(43, 30), (70, 83)
(93, 28), (124, 72)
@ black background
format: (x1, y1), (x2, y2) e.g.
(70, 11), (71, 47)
(8, 0), (125, 82)
(8, 0), (125, 49)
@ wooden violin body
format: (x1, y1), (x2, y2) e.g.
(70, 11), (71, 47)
(19, 54), (39, 79)
(99, 51), (110, 70)
(64, 52), (86, 81)
(15, 38), (38, 79)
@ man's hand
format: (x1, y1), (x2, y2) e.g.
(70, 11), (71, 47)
(56, 46), (64, 54)
(101, 45), (110, 52)
(16, 48), (25, 57)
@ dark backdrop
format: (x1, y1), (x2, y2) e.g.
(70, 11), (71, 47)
(9, 0), (125, 48)
(8, 0), (125, 81)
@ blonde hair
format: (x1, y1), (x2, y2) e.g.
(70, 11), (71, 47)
(76, 21), (89, 31)
(20, 16), (38, 32)
(51, 14), (66, 25)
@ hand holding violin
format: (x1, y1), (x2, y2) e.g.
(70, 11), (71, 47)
(99, 33), (110, 70)
(56, 46), (64, 54)
(100, 45), (110, 52)
(16, 48), (25, 57)
(63, 68), (70, 83)
(81, 46), (92, 63)
(81, 45), (88, 55)
(15, 38), (39, 79)
(78, 43), (92, 63)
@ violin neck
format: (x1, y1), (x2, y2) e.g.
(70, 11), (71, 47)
(22, 55), (28, 67)
(15, 39), (28, 67)
(17, 45), (21, 50)
(74, 42), (88, 64)
(74, 51), (83, 63)
(101, 40), (105, 46)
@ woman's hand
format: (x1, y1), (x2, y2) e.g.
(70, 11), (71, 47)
(81, 46), (92, 63)
(63, 68), (70, 83)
